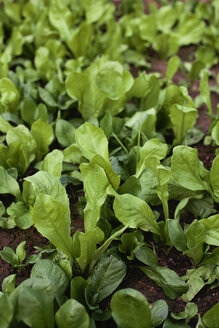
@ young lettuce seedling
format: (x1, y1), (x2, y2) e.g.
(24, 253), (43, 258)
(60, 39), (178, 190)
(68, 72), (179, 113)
(0, 241), (27, 269)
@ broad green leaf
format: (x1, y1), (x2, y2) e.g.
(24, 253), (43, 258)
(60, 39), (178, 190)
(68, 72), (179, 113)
(210, 155), (219, 201)
(0, 143), (29, 175)
(58, 259), (72, 281)
(136, 139), (168, 179)
(31, 119), (54, 161)
(128, 71), (150, 98)
(95, 61), (133, 100)
(153, 33), (179, 59)
(200, 214), (219, 246)
(203, 303), (219, 328)
(168, 219), (187, 252)
(85, 255), (126, 308)
(31, 260), (69, 307)
(170, 105), (197, 144)
(156, 4), (181, 33)
(200, 70), (213, 119)
(0, 77), (19, 113)
(174, 197), (190, 221)
(75, 227), (104, 274)
(49, 0), (74, 44)
(212, 121), (219, 146)
(90, 225), (128, 272)
(163, 319), (190, 328)
(38, 87), (57, 108)
(100, 111), (112, 140)
(55, 120), (75, 147)
(0, 294), (13, 328)
(0, 116), (12, 133)
(140, 266), (188, 299)
(81, 163), (109, 232)
(135, 246), (158, 267)
(171, 302), (198, 323)
(171, 146), (210, 191)
(0, 216), (16, 229)
(182, 278), (205, 302)
(118, 176), (141, 197)
(75, 122), (109, 161)
(0, 166), (21, 199)
(113, 193), (160, 235)
(6, 125), (37, 165)
(66, 59), (133, 119)
(71, 276), (87, 305)
(111, 288), (152, 328)
(0, 246), (19, 267)
(91, 154), (120, 190)
(197, 46), (217, 69)
(181, 265), (214, 301)
(151, 300), (168, 327)
(140, 75), (160, 111)
(41, 150), (63, 178)
(17, 281), (55, 328)
(156, 165), (171, 221)
(7, 201), (32, 229)
(23, 171), (69, 207)
(69, 22), (93, 58)
(65, 71), (87, 103)
(32, 194), (73, 260)
(201, 248), (219, 265)
(119, 230), (144, 260)
(2, 274), (16, 296)
(189, 60), (205, 87)
(16, 241), (26, 264)
(55, 299), (89, 328)
(184, 220), (205, 265)
(166, 56), (180, 80)
(63, 144), (83, 164)
(81, 0), (106, 24)
(177, 14), (205, 46)
(125, 108), (156, 139)
(20, 97), (38, 125)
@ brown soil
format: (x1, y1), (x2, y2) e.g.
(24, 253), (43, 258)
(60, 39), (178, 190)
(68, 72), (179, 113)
(66, 184), (84, 233)
(194, 143), (216, 170)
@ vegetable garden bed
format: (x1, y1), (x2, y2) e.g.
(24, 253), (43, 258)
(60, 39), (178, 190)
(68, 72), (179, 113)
(0, 0), (219, 327)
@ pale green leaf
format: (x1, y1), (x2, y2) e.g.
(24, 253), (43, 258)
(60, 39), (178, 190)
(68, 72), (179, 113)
(0, 294), (13, 328)
(76, 122), (109, 162)
(81, 163), (109, 232)
(31, 119), (54, 161)
(41, 150), (63, 178)
(170, 105), (197, 144)
(113, 193), (160, 235)
(171, 146), (210, 191)
(75, 227), (104, 274)
(56, 120), (75, 147)
(32, 194), (73, 260)
(56, 299), (89, 328)
(111, 288), (152, 328)
(31, 259), (69, 307)
(0, 166), (21, 199)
